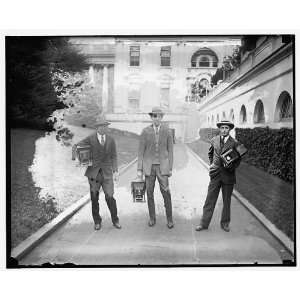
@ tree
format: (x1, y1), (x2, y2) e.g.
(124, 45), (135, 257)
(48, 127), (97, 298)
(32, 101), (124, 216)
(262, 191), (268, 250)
(6, 37), (88, 130)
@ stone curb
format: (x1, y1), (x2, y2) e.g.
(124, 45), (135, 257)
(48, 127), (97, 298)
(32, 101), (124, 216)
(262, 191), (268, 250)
(186, 145), (294, 255)
(11, 157), (138, 260)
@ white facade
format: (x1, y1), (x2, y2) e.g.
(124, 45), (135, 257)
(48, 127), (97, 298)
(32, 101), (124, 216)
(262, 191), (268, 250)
(70, 37), (240, 141)
(196, 36), (293, 138)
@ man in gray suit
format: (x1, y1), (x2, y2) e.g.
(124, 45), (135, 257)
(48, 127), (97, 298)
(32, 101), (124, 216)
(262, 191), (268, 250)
(137, 107), (174, 229)
(195, 120), (241, 232)
(72, 118), (121, 231)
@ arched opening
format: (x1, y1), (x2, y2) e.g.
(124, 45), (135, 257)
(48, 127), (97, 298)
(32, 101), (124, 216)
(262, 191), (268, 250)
(199, 56), (210, 67)
(222, 111), (226, 120)
(216, 114), (219, 122)
(239, 105), (247, 124)
(253, 100), (265, 124)
(211, 115), (214, 126)
(191, 48), (219, 68)
(229, 109), (234, 122)
(199, 78), (209, 89)
(207, 116), (210, 125)
(275, 91), (293, 122)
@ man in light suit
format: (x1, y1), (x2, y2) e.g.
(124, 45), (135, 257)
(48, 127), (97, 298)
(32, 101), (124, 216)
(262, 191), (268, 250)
(137, 107), (174, 229)
(196, 120), (241, 232)
(72, 117), (121, 231)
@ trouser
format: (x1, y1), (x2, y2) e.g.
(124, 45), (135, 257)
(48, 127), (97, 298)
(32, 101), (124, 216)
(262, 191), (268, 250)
(88, 169), (119, 225)
(201, 178), (234, 228)
(145, 164), (173, 223)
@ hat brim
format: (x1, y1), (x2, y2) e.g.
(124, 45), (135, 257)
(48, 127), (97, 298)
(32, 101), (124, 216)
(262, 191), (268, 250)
(149, 112), (164, 116)
(217, 122), (234, 129)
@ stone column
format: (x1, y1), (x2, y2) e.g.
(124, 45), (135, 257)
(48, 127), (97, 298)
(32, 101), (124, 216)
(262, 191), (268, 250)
(102, 65), (108, 112)
(89, 65), (95, 87)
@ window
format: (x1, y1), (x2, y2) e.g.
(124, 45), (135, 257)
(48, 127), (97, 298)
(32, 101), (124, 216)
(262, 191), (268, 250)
(275, 91), (293, 122)
(199, 56), (210, 67)
(211, 115), (214, 126)
(239, 105), (247, 123)
(216, 114), (219, 122)
(160, 46), (171, 67)
(128, 86), (140, 111)
(253, 100), (265, 123)
(222, 111), (226, 120)
(160, 87), (170, 109)
(130, 46), (140, 66)
(191, 47), (219, 68)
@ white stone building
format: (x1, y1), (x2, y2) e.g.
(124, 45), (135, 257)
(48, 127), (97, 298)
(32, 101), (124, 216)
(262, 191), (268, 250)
(70, 36), (240, 141)
(196, 35), (294, 137)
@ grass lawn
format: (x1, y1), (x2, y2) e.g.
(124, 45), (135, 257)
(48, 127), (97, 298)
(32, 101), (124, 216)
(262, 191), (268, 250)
(187, 139), (295, 241)
(10, 127), (140, 248)
(10, 129), (60, 248)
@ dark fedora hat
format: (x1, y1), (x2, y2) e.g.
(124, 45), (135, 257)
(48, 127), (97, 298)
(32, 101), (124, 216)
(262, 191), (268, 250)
(216, 120), (234, 129)
(149, 106), (165, 116)
(95, 116), (111, 127)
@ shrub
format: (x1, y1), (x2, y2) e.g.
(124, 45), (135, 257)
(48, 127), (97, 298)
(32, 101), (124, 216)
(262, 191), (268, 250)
(235, 127), (294, 183)
(199, 127), (220, 142)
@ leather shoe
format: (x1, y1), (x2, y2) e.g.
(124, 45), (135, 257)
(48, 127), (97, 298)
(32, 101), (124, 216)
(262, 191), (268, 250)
(221, 223), (230, 232)
(195, 224), (208, 231)
(94, 223), (101, 231)
(148, 219), (156, 227)
(167, 221), (174, 229)
(113, 221), (122, 229)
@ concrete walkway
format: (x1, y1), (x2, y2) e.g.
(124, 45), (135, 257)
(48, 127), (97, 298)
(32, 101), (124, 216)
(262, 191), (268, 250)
(20, 144), (284, 265)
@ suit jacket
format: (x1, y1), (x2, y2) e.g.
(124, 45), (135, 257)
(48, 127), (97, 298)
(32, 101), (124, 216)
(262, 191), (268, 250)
(73, 133), (118, 180)
(208, 135), (241, 184)
(137, 124), (173, 176)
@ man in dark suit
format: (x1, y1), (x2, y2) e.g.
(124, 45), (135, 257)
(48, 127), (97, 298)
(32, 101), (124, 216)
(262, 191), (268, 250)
(72, 118), (121, 231)
(137, 107), (174, 229)
(195, 120), (241, 232)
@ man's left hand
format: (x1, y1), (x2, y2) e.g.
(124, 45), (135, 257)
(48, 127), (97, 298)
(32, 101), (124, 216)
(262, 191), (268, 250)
(113, 171), (119, 182)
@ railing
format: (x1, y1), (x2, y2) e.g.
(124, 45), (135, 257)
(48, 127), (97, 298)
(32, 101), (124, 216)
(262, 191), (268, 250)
(197, 37), (283, 106)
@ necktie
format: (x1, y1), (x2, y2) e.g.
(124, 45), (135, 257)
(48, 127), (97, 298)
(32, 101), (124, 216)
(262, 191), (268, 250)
(221, 136), (225, 148)
(155, 127), (159, 142)
(101, 135), (105, 145)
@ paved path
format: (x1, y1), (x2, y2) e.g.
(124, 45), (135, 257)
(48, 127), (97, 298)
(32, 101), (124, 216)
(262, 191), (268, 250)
(20, 144), (284, 265)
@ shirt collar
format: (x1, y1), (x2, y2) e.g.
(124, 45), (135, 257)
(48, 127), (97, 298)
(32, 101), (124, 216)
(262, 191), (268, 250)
(222, 135), (229, 143)
(152, 124), (161, 131)
(97, 133), (106, 141)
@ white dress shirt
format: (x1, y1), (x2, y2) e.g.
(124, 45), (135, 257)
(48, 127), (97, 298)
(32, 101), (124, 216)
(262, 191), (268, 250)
(223, 135), (229, 144)
(97, 133), (106, 145)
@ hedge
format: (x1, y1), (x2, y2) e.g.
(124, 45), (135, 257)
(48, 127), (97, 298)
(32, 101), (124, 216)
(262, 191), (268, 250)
(199, 127), (294, 183)
(235, 127), (294, 183)
(199, 128), (220, 142)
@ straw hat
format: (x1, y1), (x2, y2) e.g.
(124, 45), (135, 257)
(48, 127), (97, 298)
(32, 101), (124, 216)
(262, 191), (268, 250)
(216, 120), (234, 129)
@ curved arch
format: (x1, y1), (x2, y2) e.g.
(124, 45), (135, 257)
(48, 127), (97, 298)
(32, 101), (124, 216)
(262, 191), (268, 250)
(191, 47), (219, 68)
(239, 105), (247, 124)
(274, 91), (293, 122)
(253, 100), (265, 124)
(229, 109), (234, 122)
(199, 56), (210, 67)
